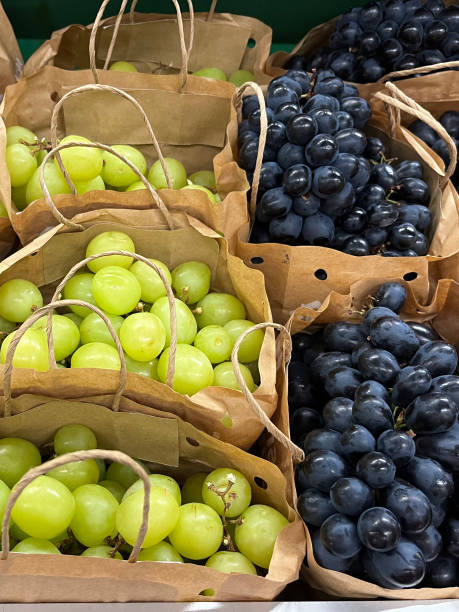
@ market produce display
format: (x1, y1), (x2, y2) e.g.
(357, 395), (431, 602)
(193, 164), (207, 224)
(291, 281), (459, 589)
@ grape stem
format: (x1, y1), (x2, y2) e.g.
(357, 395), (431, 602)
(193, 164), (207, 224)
(105, 534), (124, 558)
(57, 528), (75, 553)
(192, 306), (203, 315)
(135, 302), (145, 312)
(206, 478), (237, 552)
(301, 68), (317, 103)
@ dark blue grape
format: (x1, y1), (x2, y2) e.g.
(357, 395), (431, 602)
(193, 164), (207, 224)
(259, 187), (292, 218)
(431, 501), (447, 528)
(398, 20), (423, 52)
(311, 530), (356, 572)
(258, 162), (283, 191)
(443, 518), (459, 559)
(248, 107), (274, 133)
(381, 38), (404, 64)
(369, 316), (420, 361)
(332, 153), (359, 180)
(269, 212), (303, 243)
(341, 208), (367, 233)
(303, 428), (343, 455)
(424, 556), (458, 588)
(360, 58), (386, 81)
(377, 430), (415, 467)
(409, 119), (437, 148)
(305, 134), (339, 167)
(330, 477), (373, 516)
(303, 94), (340, 114)
(277, 142), (305, 169)
(311, 352), (353, 382)
(351, 342), (372, 368)
(354, 380), (390, 403)
(367, 201), (400, 228)
(365, 137), (385, 162)
(285, 114), (318, 146)
(410, 526), (442, 563)
(323, 397), (353, 433)
(410, 341), (458, 377)
(360, 31), (381, 55)
(350, 157), (371, 192)
(320, 513), (361, 559)
(383, 481), (432, 534)
(339, 98), (372, 129)
(356, 451), (396, 489)
(405, 392), (458, 434)
(357, 507), (401, 552)
(430, 374), (459, 408)
(242, 95), (259, 119)
(324, 322), (366, 352)
(314, 76), (344, 98)
(285, 69), (311, 93)
(400, 456), (454, 506)
(298, 488), (335, 526)
(301, 212), (335, 246)
(340, 425), (376, 463)
(320, 182), (355, 218)
(373, 281), (407, 313)
(325, 367), (363, 399)
(274, 102), (301, 124)
(308, 108), (338, 134)
(336, 111), (354, 129)
(362, 307), (398, 334)
(352, 395), (394, 435)
(293, 193), (320, 217)
(301, 449), (348, 492)
(268, 75), (302, 98)
(358, 348), (401, 386)
(362, 539), (425, 588)
(398, 177), (430, 204)
(282, 164), (312, 196)
(335, 128), (367, 155)
(291, 407), (323, 443)
(416, 422), (459, 473)
(406, 321), (440, 345)
(238, 138), (259, 171)
(342, 236), (370, 256)
(397, 160), (423, 181)
(266, 83), (299, 111)
(266, 121), (287, 151)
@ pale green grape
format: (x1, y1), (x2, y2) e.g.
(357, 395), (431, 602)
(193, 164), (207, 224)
(79, 311), (123, 347)
(0, 314), (16, 334)
(0, 329), (49, 371)
(63, 273), (97, 318)
(106, 460), (150, 490)
(234, 505), (289, 569)
(224, 320), (264, 363)
(148, 157), (187, 190)
(56, 135), (103, 182)
(157, 344), (214, 395)
(150, 297), (197, 346)
(6, 125), (38, 147)
(99, 480), (125, 503)
(202, 468), (252, 518)
(228, 69), (254, 87)
(32, 314), (80, 361)
(81, 545), (123, 559)
(0, 479), (10, 535)
(171, 261), (211, 304)
(92, 266), (141, 315)
(86, 231), (135, 272)
(188, 170), (216, 190)
(48, 459), (100, 492)
(181, 184), (216, 203)
(124, 353), (158, 379)
(11, 475), (75, 539)
(180, 472), (207, 504)
(194, 325), (233, 364)
(125, 180), (146, 191)
(138, 541), (183, 562)
(11, 184), (28, 210)
(6, 143), (37, 187)
(205, 550), (256, 575)
(63, 312), (83, 328)
(0, 278), (43, 322)
(129, 258), (171, 304)
(109, 61), (138, 72)
(101, 145), (147, 188)
(12, 537), (61, 555)
(96, 459), (106, 481)
(195, 293), (246, 328)
(71, 342), (121, 370)
(123, 474), (181, 505)
(169, 503), (223, 560)
(74, 175), (105, 195)
(116, 486), (180, 548)
(245, 360), (261, 386)
(120, 312), (166, 361)
(193, 67), (226, 81)
(71, 484), (119, 547)
(213, 361), (255, 392)
(54, 424), (97, 455)
(25, 162), (72, 205)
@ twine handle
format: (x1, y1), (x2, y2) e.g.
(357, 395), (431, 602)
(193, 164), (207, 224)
(207, 0), (217, 21)
(233, 82), (267, 221)
(3, 299), (127, 417)
(50, 84), (173, 190)
(50, 250), (177, 390)
(1, 449), (151, 563)
(231, 322), (305, 464)
(381, 59), (459, 82)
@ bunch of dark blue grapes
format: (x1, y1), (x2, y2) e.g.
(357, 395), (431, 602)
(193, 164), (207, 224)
(287, 0), (459, 83)
(290, 282), (459, 588)
(238, 69), (432, 256)
(410, 110), (459, 189)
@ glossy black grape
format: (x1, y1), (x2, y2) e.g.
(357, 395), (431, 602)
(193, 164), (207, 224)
(443, 518), (459, 559)
(282, 164), (312, 196)
(269, 212), (303, 243)
(400, 456), (454, 506)
(405, 392), (458, 434)
(298, 488), (335, 526)
(303, 428), (343, 455)
(286, 114), (318, 146)
(430, 374), (459, 407)
(356, 451), (396, 489)
(293, 193), (321, 217)
(352, 395), (394, 436)
(362, 539), (425, 588)
(410, 341), (458, 377)
(362, 307), (398, 334)
(391, 366), (432, 408)
(330, 477), (373, 516)
(357, 348), (401, 386)
(340, 425), (376, 463)
(377, 430), (415, 467)
(406, 321), (440, 345)
(369, 316), (420, 361)
(301, 449), (349, 492)
(354, 380), (390, 403)
(301, 212), (335, 246)
(308, 108), (338, 134)
(311, 530), (356, 572)
(357, 507), (401, 552)
(383, 481), (432, 534)
(259, 188), (292, 218)
(416, 423), (459, 473)
(323, 397), (353, 432)
(311, 352), (353, 382)
(424, 556), (458, 588)
(373, 282), (407, 313)
(324, 366), (363, 399)
(324, 322), (366, 352)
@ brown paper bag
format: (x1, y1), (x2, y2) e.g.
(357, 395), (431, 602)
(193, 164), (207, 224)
(286, 277), (459, 600)
(0, 2), (22, 95)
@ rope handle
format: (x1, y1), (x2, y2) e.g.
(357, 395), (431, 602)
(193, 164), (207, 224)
(1, 449), (151, 563)
(380, 59), (459, 83)
(50, 83), (172, 191)
(231, 322), (305, 464)
(3, 299), (127, 417)
(207, 0), (217, 21)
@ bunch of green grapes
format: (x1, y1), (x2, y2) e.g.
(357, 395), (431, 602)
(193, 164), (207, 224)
(0, 230), (265, 396)
(1, 425), (289, 574)
(5, 125), (221, 212)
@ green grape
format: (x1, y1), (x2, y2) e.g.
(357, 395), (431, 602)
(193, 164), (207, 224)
(120, 312), (166, 361)
(150, 297), (196, 347)
(205, 550), (256, 575)
(180, 472), (208, 504)
(32, 314), (80, 361)
(169, 503), (223, 560)
(96, 459), (106, 481)
(148, 157), (187, 190)
(106, 460), (150, 490)
(224, 320), (264, 363)
(74, 175), (105, 195)
(25, 162), (72, 205)
(56, 135), (103, 182)
(171, 261), (211, 304)
(71, 484), (119, 547)
(63, 273), (97, 318)
(213, 361), (255, 392)
(79, 311), (123, 347)
(123, 474), (181, 505)
(48, 459), (100, 492)
(86, 231), (135, 272)
(54, 424), (97, 455)
(11, 537), (61, 555)
(99, 480), (125, 503)
(0, 329), (49, 371)
(81, 545), (123, 559)
(10, 522), (29, 542)
(11, 184), (28, 211)
(228, 69), (254, 87)
(124, 353), (158, 379)
(63, 312), (83, 328)
(6, 125), (38, 147)
(181, 184), (216, 203)
(116, 486), (180, 548)
(109, 61), (138, 72)
(71, 342), (121, 371)
(194, 325), (233, 364)
(101, 145), (147, 188)
(245, 360), (261, 386)
(195, 293), (246, 328)
(138, 541), (183, 562)
(157, 344), (214, 395)
(11, 475), (75, 539)
(92, 266), (141, 315)
(6, 143), (37, 187)
(202, 468), (252, 518)
(129, 258), (171, 303)
(0, 314), (17, 334)
(234, 505), (289, 569)
(0, 479), (11, 535)
(125, 180), (147, 191)
(188, 170), (216, 191)
(193, 67), (226, 81)
(0, 278), (43, 322)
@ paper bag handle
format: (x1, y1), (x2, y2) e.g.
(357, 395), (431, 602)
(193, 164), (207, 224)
(1, 449), (151, 563)
(49, 250), (177, 389)
(234, 82), (267, 221)
(3, 299), (127, 417)
(381, 59), (459, 82)
(50, 83), (173, 191)
(231, 322), (305, 464)
(207, 0), (217, 21)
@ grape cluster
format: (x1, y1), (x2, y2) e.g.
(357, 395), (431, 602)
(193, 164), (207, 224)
(238, 69), (432, 256)
(287, 0), (459, 83)
(290, 282), (459, 588)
